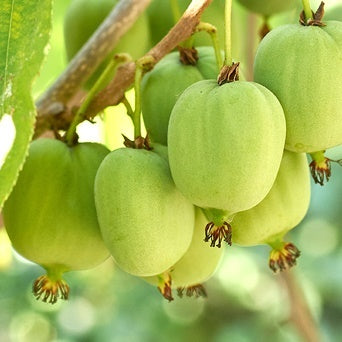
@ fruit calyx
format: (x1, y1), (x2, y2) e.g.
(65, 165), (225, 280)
(157, 271), (174, 302)
(217, 62), (240, 85)
(299, 1), (326, 27)
(268, 241), (301, 273)
(33, 274), (69, 304)
(177, 284), (207, 299)
(177, 46), (199, 66)
(205, 221), (232, 248)
(309, 151), (342, 186)
(122, 134), (152, 150)
(202, 208), (233, 248)
(309, 151), (332, 185)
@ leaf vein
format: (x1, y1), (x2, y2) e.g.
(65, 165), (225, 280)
(1, 0), (15, 117)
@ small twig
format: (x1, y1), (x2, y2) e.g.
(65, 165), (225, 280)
(35, 0), (213, 137)
(279, 271), (321, 342)
(85, 0), (212, 117)
(35, 0), (152, 137)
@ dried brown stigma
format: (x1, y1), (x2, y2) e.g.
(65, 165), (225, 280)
(33, 275), (69, 304)
(309, 151), (331, 185)
(269, 242), (301, 273)
(204, 221), (232, 248)
(157, 272), (173, 302)
(177, 284), (207, 299)
(309, 151), (342, 186)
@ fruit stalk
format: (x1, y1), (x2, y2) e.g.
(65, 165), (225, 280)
(196, 22), (223, 68)
(133, 56), (154, 139)
(65, 54), (131, 145)
(224, 0), (233, 66)
(302, 0), (313, 21)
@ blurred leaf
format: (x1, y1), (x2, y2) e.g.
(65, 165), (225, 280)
(0, 0), (52, 208)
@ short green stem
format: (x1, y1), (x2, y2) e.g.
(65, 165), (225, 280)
(45, 265), (67, 281)
(182, 36), (195, 49)
(122, 96), (134, 121)
(196, 22), (223, 69)
(133, 56), (155, 139)
(310, 150), (326, 164)
(65, 53), (131, 146)
(201, 208), (232, 226)
(302, 0), (313, 21)
(224, 0), (233, 66)
(268, 238), (285, 251)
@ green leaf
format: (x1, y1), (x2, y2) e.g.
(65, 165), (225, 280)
(0, 0), (52, 209)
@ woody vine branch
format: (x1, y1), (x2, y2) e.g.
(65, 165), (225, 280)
(35, 0), (213, 137)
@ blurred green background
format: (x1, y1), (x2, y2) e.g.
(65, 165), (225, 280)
(1, 0), (342, 341)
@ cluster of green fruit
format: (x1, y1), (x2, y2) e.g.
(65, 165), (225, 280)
(2, 0), (342, 304)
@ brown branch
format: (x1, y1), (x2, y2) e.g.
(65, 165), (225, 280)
(35, 0), (213, 137)
(279, 271), (321, 342)
(35, 0), (152, 136)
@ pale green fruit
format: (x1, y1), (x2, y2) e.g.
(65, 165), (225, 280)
(236, 0), (297, 16)
(254, 22), (342, 154)
(144, 208), (223, 293)
(233, 150), (310, 272)
(141, 47), (219, 145)
(168, 79), (286, 216)
(3, 138), (110, 303)
(94, 148), (195, 277)
(233, 150), (310, 246)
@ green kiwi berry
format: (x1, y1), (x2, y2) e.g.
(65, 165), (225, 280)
(254, 18), (342, 184)
(168, 78), (286, 241)
(3, 138), (110, 303)
(144, 208), (223, 300)
(233, 150), (311, 272)
(141, 47), (220, 145)
(94, 147), (195, 277)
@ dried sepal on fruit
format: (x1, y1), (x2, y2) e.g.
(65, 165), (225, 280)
(268, 242), (301, 273)
(33, 274), (69, 304)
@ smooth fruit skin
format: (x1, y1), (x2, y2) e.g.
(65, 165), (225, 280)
(144, 208), (223, 288)
(141, 47), (219, 145)
(254, 22), (342, 153)
(64, 0), (150, 87)
(94, 148), (195, 277)
(232, 150), (311, 246)
(236, 0), (296, 16)
(3, 139), (110, 272)
(168, 79), (286, 215)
